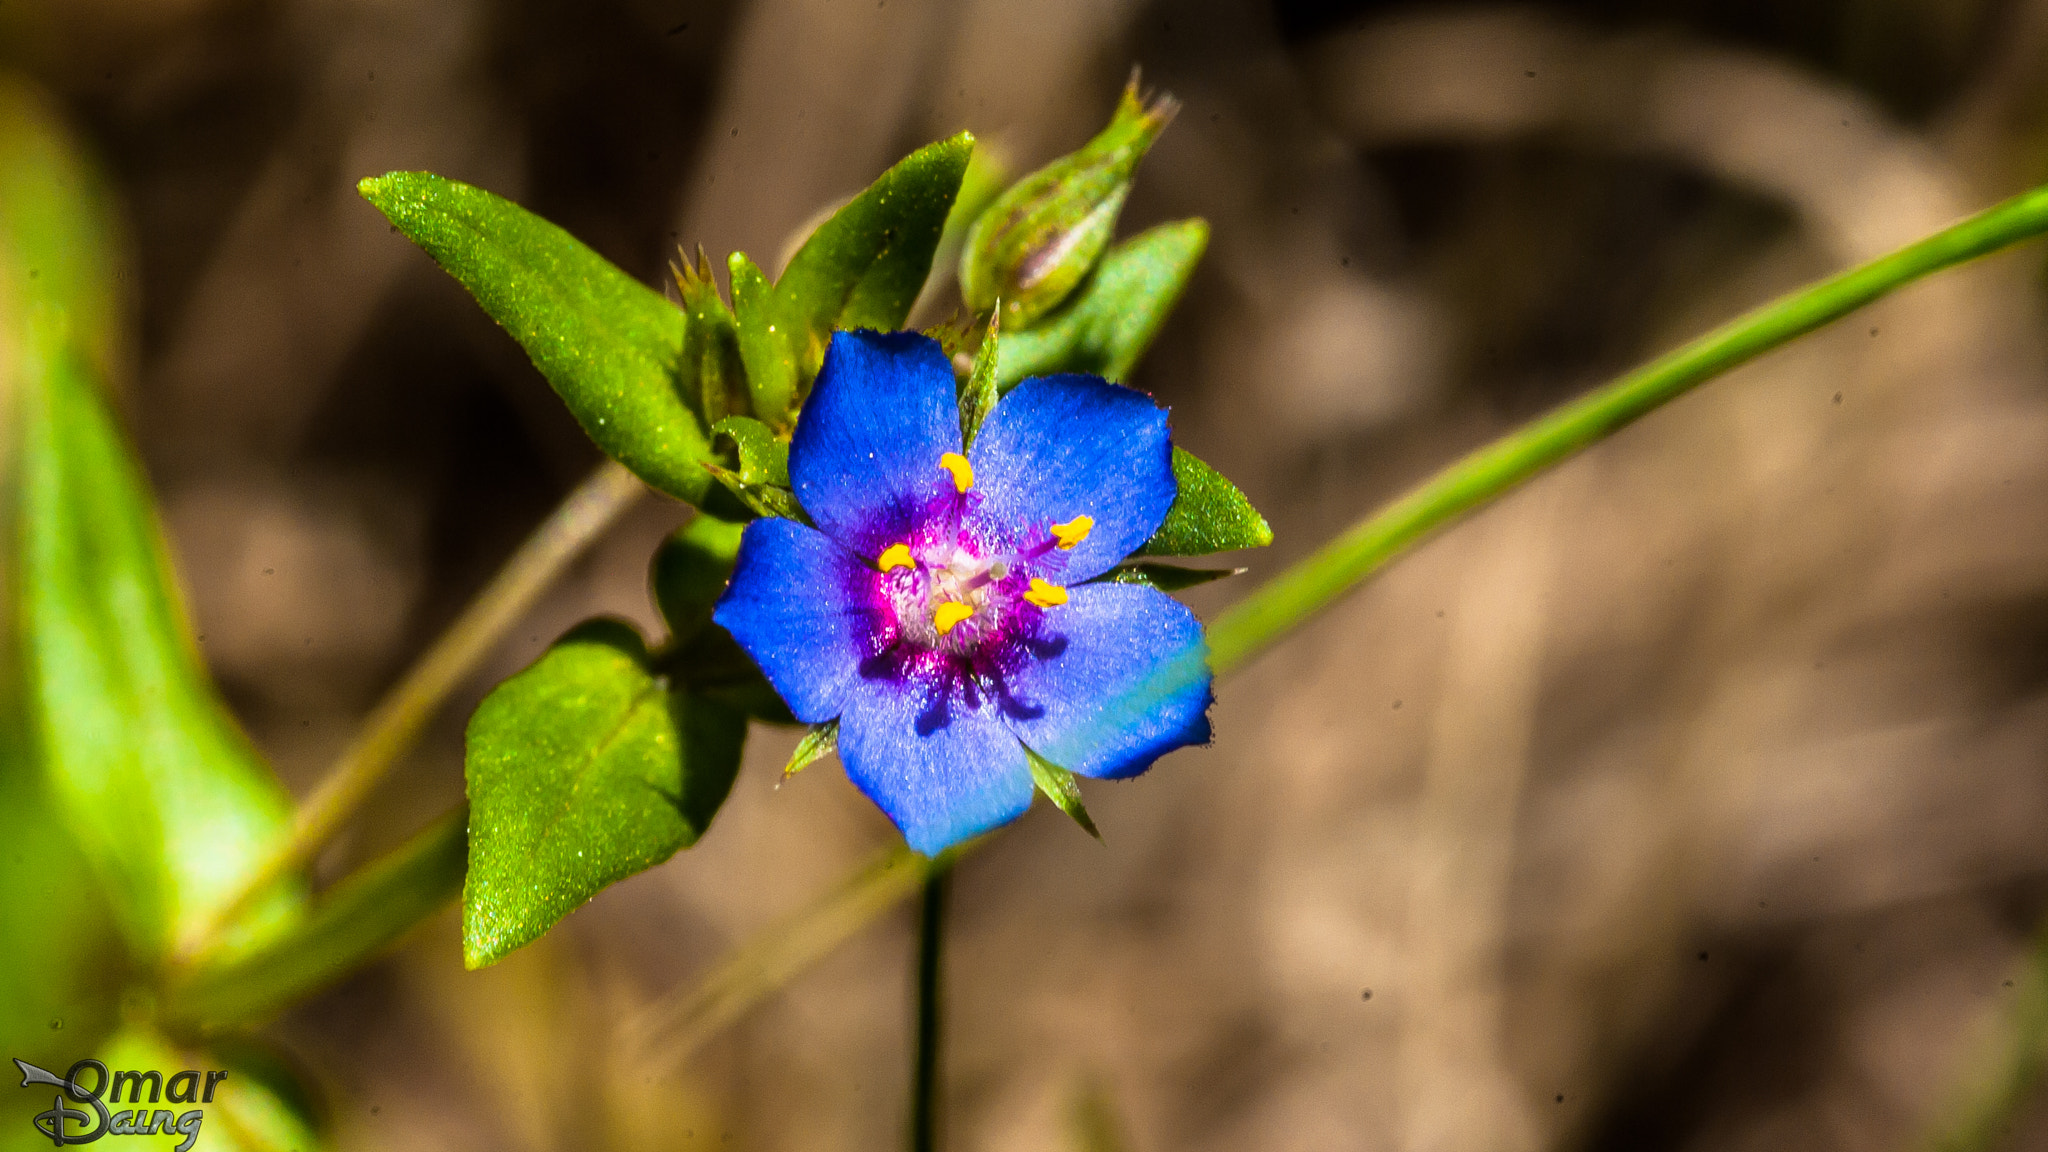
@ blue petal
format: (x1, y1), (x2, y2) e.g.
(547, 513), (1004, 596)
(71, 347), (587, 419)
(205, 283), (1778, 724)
(838, 674), (1034, 855)
(998, 582), (1211, 779)
(968, 375), (1175, 581)
(789, 330), (962, 558)
(712, 517), (881, 723)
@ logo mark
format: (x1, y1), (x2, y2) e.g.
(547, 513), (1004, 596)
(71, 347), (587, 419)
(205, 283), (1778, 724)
(14, 1058), (217, 1151)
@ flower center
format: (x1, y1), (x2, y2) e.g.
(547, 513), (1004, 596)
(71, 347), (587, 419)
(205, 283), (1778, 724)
(871, 457), (1094, 654)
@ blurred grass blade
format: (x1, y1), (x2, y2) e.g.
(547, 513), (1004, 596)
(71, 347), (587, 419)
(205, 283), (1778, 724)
(5, 79), (303, 966)
(462, 619), (744, 968)
(995, 218), (1208, 389)
(359, 172), (715, 504)
(171, 808), (467, 1028)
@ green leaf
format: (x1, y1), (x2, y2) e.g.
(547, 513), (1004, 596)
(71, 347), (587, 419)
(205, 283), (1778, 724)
(996, 219), (1208, 389)
(1099, 562), (1244, 591)
(463, 619), (745, 968)
(169, 808), (466, 1027)
(958, 312), (1000, 447)
(728, 251), (799, 429)
(778, 132), (973, 356)
(711, 416), (790, 487)
(782, 720), (837, 780)
(1024, 747), (1099, 840)
(705, 464), (810, 524)
(1139, 447), (1272, 557)
(358, 172), (715, 504)
(651, 513), (746, 648)
(6, 92), (303, 965)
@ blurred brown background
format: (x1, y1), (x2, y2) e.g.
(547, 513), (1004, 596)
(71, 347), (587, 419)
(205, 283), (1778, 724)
(12, 0), (2048, 1148)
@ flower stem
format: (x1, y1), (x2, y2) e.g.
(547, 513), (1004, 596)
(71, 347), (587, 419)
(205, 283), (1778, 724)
(1206, 180), (2048, 675)
(911, 857), (951, 1152)
(175, 459), (646, 966)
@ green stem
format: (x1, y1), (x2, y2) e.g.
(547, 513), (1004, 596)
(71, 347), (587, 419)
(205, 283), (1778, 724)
(176, 459), (646, 965)
(641, 179), (2048, 1070)
(911, 858), (950, 1152)
(1207, 182), (2048, 674)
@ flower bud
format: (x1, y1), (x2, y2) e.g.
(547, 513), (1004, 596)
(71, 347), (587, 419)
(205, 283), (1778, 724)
(960, 78), (1178, 328)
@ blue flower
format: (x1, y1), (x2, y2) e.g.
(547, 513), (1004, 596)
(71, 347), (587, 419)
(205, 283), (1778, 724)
(712, 329), (1213, 854)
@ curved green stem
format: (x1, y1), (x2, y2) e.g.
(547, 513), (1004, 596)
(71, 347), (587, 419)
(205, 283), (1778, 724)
(175, 459), (646, 966)
(1207, 182), (2048, 673)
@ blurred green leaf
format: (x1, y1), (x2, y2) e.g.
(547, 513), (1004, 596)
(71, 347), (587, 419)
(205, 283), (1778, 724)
(5, 81), (302, 967)
(1024, 747), (1099, 840)
(170, 808), (467, 1027)
(651, 513), (745, 648)
(996, 219), (1208, 389)
(711, 416), (789, 488)
(778, 132), (973, 358)
(463, 619), (744, 968)
(1100, 562), (1244, 591)
(1139, 448), (1271, 557)
(73, 1027), (328, 1152)
(358, 172), (715, 504)
(963, 83), (1175, 327)
(958, 313), (1000, 447)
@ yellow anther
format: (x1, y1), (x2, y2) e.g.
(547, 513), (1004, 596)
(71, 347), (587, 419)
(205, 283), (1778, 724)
(1024, 578), (1069, 608)
(1050, 515), (1094, 550)
(933, 602), (975, 635)
(939, 452), (975, 493)
(877, 543), (915, 572)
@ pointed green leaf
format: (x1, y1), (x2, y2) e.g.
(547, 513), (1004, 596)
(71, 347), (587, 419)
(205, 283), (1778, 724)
(170, 808), (467, 1027)
(711, 415), (790, 487)
(1025, 747), (1100, 840)
(1099, 562), (1244, 591)
(728, 251), (800, 428)
(782, 720), (838, 779)
(778, 133), (973, 360)
(463, 619), (745, 967)
(1139, 448), (1272, 557)
(6, 89), (303, 966)
(651, 513), (746, 649)
(996, 219), (1208, 388)
(959, 312), (1000, 447)
(358, 172), (714, 503)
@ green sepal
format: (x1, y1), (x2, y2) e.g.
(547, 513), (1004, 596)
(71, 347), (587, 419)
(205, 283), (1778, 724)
(728, 251), (799, 430)
(958, 311), (1000, 447)
(462, 619), (746, 968)
(673, 247), (748, 425)
(169, 808), (466, 1027)
(996, 218), (1208, 389)
(1139, 447), (1272, 557)
(962, 80), (1176, 327)
(357, 172), (716, 503)
(712, 415), (790, 487)
(1025, 747), (1100, 840)
(650, 513), (746, 649)
(778, 132), (974, 358)
(782, 720), (838, 780)
(1098, 562), (1244, 591)
(705, 463), (810, 524)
